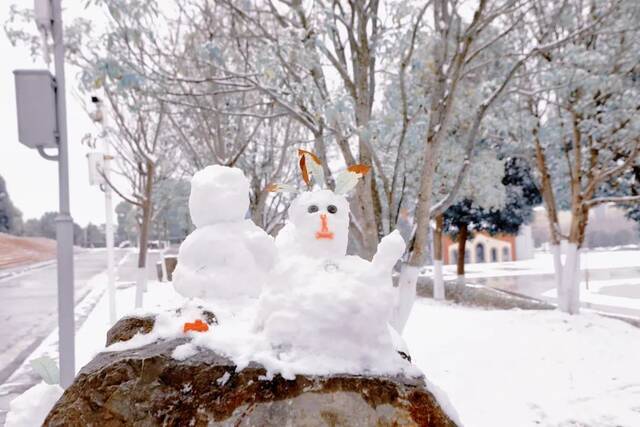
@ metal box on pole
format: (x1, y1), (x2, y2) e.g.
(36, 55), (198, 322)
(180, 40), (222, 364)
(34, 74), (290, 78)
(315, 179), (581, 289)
(87, 152), (106, 186)
(13, 69), (58, 148)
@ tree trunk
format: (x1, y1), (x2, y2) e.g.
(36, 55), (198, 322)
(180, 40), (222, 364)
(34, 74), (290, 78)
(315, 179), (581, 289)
(135, 161), (154, 308)
(390, 265), (419, 334)
(533, 125), (575, 313)
(433, 214), (445, 300)
(551, 243), (562, 294)
(558, 206), (589, 314)
(394, 140), (439, 334)
(559, 242), (580, 314)
(408, 141), (439, 267)
(250, 187), (268, 229)
(456, 223), (468, 277)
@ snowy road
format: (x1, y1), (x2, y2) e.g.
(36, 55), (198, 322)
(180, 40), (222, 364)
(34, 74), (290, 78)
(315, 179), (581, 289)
(0, 250), (127, 384)
(0, 248), (163, 426)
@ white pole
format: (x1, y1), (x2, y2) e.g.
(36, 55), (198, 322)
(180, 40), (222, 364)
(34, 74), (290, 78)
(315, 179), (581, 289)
(93, 94), (117, 324)
(104, 140), (116, 324)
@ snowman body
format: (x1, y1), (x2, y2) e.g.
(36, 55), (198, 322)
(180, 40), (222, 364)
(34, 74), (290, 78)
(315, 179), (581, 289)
(173, 165), (276, 302)
(257, 189), (408, 371)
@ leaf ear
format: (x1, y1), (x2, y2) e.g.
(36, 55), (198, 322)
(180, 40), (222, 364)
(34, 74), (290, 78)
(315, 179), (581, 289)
(347, 164), (371, 175)
(297, 149), (324, 188)
(334, 164), (370, 195)
(267, 183), (298, 193)
(299, 155), (310, 187)
(334, 170), (361, 195)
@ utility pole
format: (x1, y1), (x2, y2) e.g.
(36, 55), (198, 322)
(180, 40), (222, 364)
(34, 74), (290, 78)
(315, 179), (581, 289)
(51, 0), (75, 389)
(14, 0), (75, 387)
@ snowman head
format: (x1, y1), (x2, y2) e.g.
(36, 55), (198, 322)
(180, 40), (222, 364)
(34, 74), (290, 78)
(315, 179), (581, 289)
(269, 150), (370, 258)
(189, 165), (250, 227)
(288, 189), (350, 257)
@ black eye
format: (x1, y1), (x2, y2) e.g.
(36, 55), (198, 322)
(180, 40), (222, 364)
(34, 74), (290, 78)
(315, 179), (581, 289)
(307, 205), (319, 213)
(327, 205), (338, 214)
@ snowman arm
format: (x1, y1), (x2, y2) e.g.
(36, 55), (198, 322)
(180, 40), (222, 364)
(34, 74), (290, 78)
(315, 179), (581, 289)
(372, 230), (406, 273)
(245, 227), (277, 271)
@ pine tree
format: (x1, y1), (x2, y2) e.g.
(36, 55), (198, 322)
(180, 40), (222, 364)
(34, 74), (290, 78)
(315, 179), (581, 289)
(442, 158), (541, 276)
(0, 175), (23, 235)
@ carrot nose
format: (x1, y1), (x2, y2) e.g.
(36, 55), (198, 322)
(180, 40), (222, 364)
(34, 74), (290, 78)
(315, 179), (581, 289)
(319, 214), (329, 232)
(315, 213), (334, 240)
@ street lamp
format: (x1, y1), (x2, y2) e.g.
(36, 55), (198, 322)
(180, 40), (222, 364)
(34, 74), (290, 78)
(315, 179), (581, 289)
(88, 95), (117, 325)
(13, 0), (75, 388)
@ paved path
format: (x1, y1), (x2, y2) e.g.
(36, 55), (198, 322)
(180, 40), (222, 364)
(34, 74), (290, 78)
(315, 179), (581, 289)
(466, 266), (640, 318)
(0, 250), (128, 385)
(0, 249), (161, 425)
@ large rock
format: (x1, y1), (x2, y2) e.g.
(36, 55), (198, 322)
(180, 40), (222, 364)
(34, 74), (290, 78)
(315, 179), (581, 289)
(45, 316), (457, 427)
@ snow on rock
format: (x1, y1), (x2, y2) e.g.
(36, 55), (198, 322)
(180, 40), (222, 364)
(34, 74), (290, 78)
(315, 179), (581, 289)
(173, 165), (276, 301)
(45, 331), (456, 426)
(5, 382), (63, 427)
(405, 299), (640, 427)
(171, 342), (198, 361)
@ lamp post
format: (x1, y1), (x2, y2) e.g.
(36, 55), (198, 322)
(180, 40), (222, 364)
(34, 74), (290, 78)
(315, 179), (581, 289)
(89, 95), (117, 325)
(51, 0), (75, 389)
(13, 0), (75, 388)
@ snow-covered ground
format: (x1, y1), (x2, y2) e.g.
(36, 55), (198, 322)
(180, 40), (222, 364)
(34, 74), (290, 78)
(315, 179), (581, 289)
(405, 299), (640, 427)
(422, 248), (640, 318)
(543, 279), (640, 312)
(6, 271), (640, 426)
(422, 247), (640, 280)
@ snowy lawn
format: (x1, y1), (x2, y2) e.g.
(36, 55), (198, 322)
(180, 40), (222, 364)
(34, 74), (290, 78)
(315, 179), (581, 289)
(542, 278), (640, 312)
(422, 247), (640, 280)
(405, 298), (640, 427)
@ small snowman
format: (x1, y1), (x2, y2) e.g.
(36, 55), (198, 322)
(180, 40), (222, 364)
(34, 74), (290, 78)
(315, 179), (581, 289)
(255, 151), (410, 372)
(173, 165), (276, 307)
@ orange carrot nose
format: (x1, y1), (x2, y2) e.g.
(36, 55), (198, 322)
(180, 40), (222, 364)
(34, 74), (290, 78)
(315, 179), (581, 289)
(315, 213), (334, 240)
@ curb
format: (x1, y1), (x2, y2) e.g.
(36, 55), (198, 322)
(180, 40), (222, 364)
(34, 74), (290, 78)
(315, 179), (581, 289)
(0, 260), (57, 282)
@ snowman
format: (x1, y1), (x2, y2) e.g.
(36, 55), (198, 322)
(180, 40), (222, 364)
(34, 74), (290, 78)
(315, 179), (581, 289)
(172, 165), (276, 307)
(255, 151), (411, 372)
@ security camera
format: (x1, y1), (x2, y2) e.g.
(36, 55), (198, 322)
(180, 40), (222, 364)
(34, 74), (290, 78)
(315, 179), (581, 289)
(89, 95), (103, 123)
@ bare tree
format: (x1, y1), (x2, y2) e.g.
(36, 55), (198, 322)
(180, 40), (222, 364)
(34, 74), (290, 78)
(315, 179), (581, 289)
(508, 0), (640, 313)
(99, 87), (172, 307)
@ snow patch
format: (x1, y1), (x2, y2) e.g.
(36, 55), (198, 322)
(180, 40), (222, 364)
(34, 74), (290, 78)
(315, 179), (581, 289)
(172, 343), (198, 361)
(216, 372), (231, 386)
(5, 382), (63, 427)
(405, 299), (640, 426)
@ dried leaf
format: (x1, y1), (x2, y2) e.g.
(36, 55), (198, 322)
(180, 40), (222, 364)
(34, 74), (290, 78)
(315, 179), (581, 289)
(306, 156), (325, 187)
(299, 154), (310, 186)
(347, 164), (371, 176)
(298, 150), (324, 188)
(334, 170), (362, 195)
(298, 149), (321, 165)
(266, 183), (297, 193)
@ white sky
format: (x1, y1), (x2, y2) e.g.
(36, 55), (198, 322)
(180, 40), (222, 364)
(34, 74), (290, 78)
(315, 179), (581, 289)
(0, 1), (121, 227)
